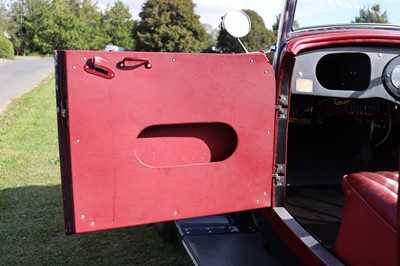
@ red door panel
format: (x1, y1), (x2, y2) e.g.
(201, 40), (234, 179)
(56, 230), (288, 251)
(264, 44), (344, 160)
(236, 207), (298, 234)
(56, 51), (276, 233)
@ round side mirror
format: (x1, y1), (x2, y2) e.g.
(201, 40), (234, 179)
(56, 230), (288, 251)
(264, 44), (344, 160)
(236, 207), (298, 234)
(221, 11), (251, 38)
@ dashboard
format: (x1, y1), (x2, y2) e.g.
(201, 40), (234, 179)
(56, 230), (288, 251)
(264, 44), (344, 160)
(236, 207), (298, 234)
(291, 46), (400, 104)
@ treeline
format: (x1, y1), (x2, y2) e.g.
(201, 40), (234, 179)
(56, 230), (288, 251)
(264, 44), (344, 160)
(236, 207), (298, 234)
(0, 0), (277, 55)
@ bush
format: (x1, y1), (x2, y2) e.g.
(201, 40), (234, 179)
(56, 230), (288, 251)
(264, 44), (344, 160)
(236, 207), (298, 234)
(0, 36), (15, 59)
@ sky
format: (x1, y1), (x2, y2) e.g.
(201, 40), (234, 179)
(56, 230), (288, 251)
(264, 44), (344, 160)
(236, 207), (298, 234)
(96, 0), (400, 30)
(97, 0), (285, 29)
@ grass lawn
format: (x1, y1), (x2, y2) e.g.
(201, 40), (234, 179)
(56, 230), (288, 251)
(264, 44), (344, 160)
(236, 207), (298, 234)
(0, 76), (191, 265)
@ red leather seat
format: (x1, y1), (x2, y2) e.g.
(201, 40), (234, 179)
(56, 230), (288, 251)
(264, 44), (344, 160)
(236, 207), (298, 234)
(334, 171), (398, 266)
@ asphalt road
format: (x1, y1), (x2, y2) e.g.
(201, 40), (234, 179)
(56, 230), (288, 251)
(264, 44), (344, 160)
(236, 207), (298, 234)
(0, 57), (54, 114)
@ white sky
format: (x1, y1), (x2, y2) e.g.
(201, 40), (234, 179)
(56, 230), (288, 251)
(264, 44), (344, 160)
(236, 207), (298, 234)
(96, 0), (400, 29)
(97, 0), (285, 29)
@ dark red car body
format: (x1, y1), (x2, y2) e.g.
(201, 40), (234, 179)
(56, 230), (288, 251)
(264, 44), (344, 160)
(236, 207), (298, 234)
(56, 0), (399, 265)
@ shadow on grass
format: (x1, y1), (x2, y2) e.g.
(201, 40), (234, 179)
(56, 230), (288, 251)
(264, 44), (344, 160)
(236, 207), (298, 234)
(0, 185), (191, 266)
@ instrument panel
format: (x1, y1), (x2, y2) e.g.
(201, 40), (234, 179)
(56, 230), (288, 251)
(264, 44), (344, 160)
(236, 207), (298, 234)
(291, 46), (400, 104)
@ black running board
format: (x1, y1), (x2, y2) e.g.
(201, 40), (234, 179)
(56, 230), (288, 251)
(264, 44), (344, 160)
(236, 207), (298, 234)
(175, 215), (279, 266)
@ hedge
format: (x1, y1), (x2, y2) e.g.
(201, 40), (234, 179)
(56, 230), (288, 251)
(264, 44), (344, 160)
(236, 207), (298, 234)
(0, 36), (14, 59)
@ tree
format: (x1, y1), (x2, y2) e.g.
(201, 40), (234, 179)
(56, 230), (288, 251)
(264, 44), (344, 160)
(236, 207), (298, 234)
(352, 4), (388, 23)
(103, 0), (135, 50)
(134, 0), (208, 52)
(10, 0), (105, 54)
(66, 0), (107, 50)
(0, 0), (9, 36)
(203, 23), (218, 50)
(272, 14), (280, 37)
(272, 13), (299, 36)
(217, 9), (275, 53)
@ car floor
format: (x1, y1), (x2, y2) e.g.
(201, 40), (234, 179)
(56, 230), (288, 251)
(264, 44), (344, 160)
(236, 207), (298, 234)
(285, 186), (344, 251)
(284, 122), (398, 252)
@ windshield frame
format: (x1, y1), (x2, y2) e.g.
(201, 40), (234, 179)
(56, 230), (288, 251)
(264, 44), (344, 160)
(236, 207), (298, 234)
(289, 0), (400, 34)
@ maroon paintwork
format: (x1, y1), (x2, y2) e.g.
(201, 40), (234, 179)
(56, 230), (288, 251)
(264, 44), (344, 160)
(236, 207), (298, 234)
(57, 51), (276, 233)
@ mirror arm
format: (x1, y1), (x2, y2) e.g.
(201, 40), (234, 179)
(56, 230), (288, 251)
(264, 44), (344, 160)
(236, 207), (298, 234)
(236, 38), (249, 53)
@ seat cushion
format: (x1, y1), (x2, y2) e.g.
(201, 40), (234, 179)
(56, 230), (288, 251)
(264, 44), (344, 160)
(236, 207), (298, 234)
(334, 171), (398, 266)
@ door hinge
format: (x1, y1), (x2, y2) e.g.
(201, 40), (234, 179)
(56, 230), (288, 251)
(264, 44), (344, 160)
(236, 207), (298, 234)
(278, 94), (288, 107)
(61, 107), (68, 118)
(276, 105), (287, 119)
(60, 98), (68, 127)
(273, 164), (285, 186)
(276, 94), (288, 119)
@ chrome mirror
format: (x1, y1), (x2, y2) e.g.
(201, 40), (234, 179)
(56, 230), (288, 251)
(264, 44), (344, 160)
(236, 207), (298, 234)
(221, 11), (251, 53)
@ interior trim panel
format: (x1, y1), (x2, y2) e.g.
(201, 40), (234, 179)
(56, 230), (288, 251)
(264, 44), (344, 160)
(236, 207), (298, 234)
(291, 46), (400, 104)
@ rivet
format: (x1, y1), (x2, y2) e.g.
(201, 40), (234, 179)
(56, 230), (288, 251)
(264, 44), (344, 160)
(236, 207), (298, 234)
(264, 70), (268, 74)
(378, 53), (383, 57)
(267, 130), (271, 135)
(172, 58), (176, 62)
(81, 215), (85, 219)
(76, 139), (80, 143)
(173, 210), (178, 215)
(146, 63), (152, 69)
(256, 199), (260, 204)
(250, 59), (254, 63)
(263, 192), (267, 196)
(72, 65), (76, 70)
(83, 57), (87, 61)
(298, 72), (303, 77)
(90, 221), (95, 227)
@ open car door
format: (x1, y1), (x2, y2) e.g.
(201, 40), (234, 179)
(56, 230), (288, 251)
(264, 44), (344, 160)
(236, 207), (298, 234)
(55, 51), (276, 234)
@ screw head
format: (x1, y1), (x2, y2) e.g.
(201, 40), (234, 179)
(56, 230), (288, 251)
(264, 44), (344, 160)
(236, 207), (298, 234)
(72, 65), (76, 70)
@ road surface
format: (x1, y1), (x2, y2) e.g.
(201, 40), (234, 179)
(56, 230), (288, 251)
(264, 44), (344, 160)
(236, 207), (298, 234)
(0, 57), (54, 114)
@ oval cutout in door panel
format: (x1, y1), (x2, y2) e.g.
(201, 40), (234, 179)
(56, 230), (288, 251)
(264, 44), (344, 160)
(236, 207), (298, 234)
(135, 123), (238, 167)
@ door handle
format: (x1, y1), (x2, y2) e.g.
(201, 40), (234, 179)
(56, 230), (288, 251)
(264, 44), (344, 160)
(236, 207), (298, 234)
(118, 57), (152, 69)
(84, 56), (115, 79)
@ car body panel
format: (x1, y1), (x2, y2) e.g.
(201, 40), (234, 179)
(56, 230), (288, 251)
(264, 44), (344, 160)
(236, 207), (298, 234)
(56, 51), (276, 233)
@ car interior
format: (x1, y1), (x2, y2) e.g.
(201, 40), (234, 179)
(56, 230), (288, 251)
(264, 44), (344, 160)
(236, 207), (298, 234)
(284, 46), (399, 257)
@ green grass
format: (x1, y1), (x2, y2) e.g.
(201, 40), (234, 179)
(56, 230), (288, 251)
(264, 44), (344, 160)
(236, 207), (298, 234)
(0, 76), (191, 265)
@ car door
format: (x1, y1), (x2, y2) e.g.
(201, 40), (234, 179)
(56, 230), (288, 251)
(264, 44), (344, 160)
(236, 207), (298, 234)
(55, 50), (276, 234)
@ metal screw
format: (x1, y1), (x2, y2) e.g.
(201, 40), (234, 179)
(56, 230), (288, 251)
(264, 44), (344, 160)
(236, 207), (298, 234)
(119, 63), (125, 68)
(90, 222), (95, 227)
(256, 199), (260, 204)
(81, 215), (85, 219)
(298, 72), (303, 77)
(264, 70), (268, 74)
(83, 57), (87, 61)
(250, 59), (254, 63)
(172, 58), (176, 62)
(267, 130), (271, 135)
(76, 139), (80, 143)
(173, 210), (178, 215)
(146, 63), (152, 69)
(378, 53), (383, 57)
(72, 65), (76, 70)
(263, 192), (267, 196)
